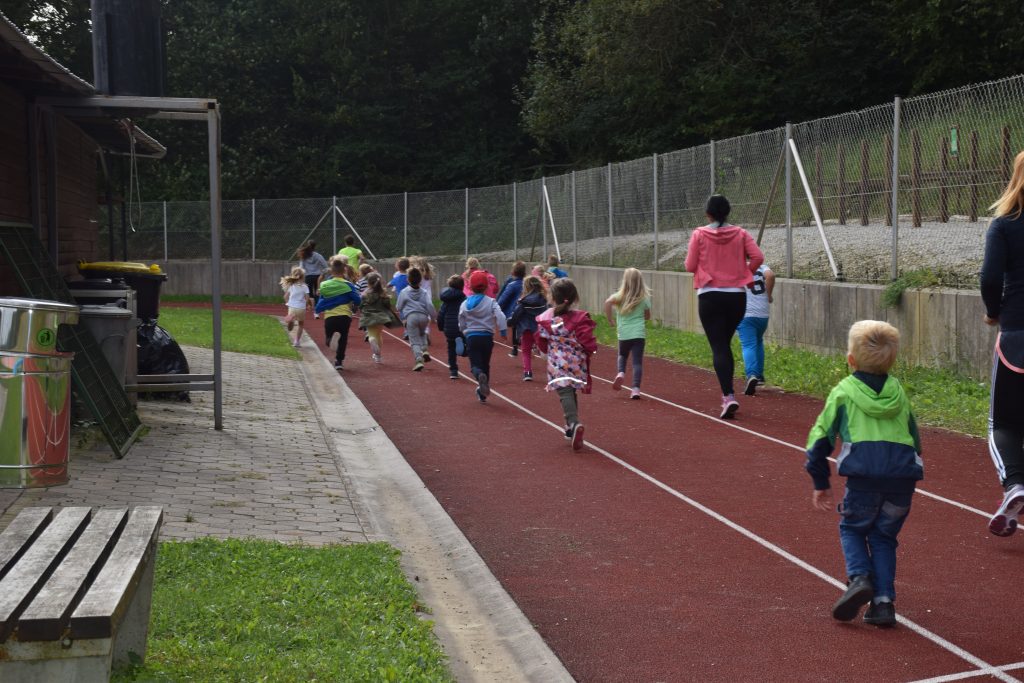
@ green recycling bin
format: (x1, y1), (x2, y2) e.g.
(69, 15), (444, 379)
(0, 297), (80, 488)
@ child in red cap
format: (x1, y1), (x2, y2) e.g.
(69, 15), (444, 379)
(458, 270), (507, 402)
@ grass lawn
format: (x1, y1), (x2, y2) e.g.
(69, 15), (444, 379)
(592, 318), (989, 438)
(160, 306), (299, 359)
(114, 539), (452, 683)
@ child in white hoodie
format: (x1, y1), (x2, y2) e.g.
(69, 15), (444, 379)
(458, 270), (507, 402)
(396, 268), (437, 371)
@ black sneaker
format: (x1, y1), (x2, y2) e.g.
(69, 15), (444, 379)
(333, 361), (343, 370)
(863, 601), (897, 627)
(508, 348), (519, 357)
(831, 575), (874, 621)
(523, 371), (533, 382)
(563, 425), (573, 440)
(449, 372), (459, 380)
(477, 373), (490, 399)
(476, 387), (486, 403)
(744, 376), (759, 396)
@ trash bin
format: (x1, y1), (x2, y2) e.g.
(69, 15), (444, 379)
(68, 278), (136, 316)
(77, 261), (166, 321)
(76, 304), (137, 402)
(0, 297), (79, 488)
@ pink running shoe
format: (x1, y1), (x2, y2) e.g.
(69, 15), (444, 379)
(720, 394), (739, 419)
(630, 388), (641, 400)
(989, 484), (1024, 537)
(571, 423), (585, 451)
(612, 372), (624, 391)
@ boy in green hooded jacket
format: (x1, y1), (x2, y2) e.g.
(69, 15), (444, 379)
(806, 320), (923, 628)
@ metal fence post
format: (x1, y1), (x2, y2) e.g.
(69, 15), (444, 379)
(163, 200), (168, 261)
(890, 96), (902, 280)
(571, 170), (577, 265)
(403, 191), (408, 256)
(512, 181), (517, 259)
(652, 153), (659, 270)
(607, 162), (614, 266)
(250, 198), (255, 261)
(331, 195), (337, 254)
(785, 123), (793, 278)
(464, 187), (469, 259)
(710, 139), (716, 195)
(542, 177), (548, 258)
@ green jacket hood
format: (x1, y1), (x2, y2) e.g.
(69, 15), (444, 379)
(841, 375), (906, 419)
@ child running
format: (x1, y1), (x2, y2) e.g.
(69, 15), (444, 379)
(388, 257), (411, 298)
(458, 270), (508, 402)
(806, 320), (923, 627)
(357, 272), (400, 364)
(395, 267), (437, 371)
(737, 262), (775, 396)
(280, 266), (311, 348)
(438, 274), (468, 379)
(316, 259), (362, 370)
(497, 261), (527, 356)
(603, 267), (651, 399)
(509, 275), (550, 381)
(536, 278), (597, 450)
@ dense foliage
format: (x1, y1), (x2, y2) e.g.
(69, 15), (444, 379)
(3, 0), (1022, 199)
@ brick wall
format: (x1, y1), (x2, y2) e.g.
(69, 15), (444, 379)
(0, 83), (101, 296)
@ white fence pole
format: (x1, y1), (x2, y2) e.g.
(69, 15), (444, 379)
(710, 139), (716, 195)
(607, 162), (613, 266)
(571, 170), (577, 265)
(542, 177), (547, 258)
(163, 200), (168, 261)
(331, 195), (337, 254)
(512, 181), (517, 260)
(250, 198), (255, 262)
(403, 191), (408, 256)
(464, 187), (469, 260)
(789, 138), (841, 279)
(890, 96), (902, 280)
(785, 123), (793, 277)
(653, 153), (659, 270)
(543, 180), (560, 262)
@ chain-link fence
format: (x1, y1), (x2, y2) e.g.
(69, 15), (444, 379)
(101, 75), (1024, 286)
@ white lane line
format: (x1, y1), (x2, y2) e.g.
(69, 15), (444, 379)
(492, 337), (990, 519)
(907, 662), (1024, 683)
(377, 331), (1018, 682)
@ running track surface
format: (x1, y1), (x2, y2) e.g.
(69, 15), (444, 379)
(184, 304), (1024, 682)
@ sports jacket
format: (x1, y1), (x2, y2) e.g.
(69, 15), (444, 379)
(805, 372), (923, 493)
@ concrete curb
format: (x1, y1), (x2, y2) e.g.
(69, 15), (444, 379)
(298, 345), (574, 683)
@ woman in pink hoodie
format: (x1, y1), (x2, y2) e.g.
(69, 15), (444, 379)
(685, 195), (764, 419)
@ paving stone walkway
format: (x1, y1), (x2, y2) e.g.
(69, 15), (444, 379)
(0, 346), (368, 545)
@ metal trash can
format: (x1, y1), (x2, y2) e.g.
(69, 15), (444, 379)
(76, 304), (137, 403)
(0, 298), (79, 488)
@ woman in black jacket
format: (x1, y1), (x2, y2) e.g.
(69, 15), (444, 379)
(983, 149), (1024, 537)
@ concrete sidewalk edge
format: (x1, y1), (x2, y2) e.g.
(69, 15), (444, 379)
(298, 347), (574, 683)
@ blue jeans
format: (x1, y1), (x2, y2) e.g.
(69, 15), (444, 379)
(838, 489), (913, 601)
(737, 316), (768, 380)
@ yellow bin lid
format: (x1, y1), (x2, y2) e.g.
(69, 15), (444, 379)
(78, 261), (164, 275)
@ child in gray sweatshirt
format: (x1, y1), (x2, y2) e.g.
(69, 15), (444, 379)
(396, 268), (437, 371)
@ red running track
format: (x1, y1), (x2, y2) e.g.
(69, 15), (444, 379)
(185, 303), (1024, 682)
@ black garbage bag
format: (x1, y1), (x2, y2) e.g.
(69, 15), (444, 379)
(136, 319), (191, 401)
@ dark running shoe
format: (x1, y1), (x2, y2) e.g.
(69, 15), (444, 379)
(863, 601), (897, 627)
(450, 372), (459, 380)
(831, 575), (873, 621)
(570, 423), (585, 451)
(333, 361), (343, 370)
(508, 348), (519, 357)
(744, 376), (759, 396)
(476, 387), (486, 403)
(523, 371), (533, 382)
(477, 373), (490, 399)
(563, 425), (572, 440)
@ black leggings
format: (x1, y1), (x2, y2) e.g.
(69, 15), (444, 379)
(990, 353), (1024, 489)
(698, 291), (747, 396)
(324, 314), (351, 363)
(467, 335), (493, 380)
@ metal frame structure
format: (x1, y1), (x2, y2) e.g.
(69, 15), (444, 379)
(39, 95), (225, 430)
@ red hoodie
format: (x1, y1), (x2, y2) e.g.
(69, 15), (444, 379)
(684, 224), (764, 289)
(462, 269), (499, 298)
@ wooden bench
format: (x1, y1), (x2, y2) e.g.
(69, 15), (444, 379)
(0, 506), (163, 682)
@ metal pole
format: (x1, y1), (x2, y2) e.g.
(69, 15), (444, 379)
(464, 187), (469, 259)
(608, 162), (614, 266)
(512, 181), (518, 260)
(163, 200), (168, 262)
(890, 96), (902, 280)
(710, 140), (716, 195)
(785, 123), (793, 278)
(331, 195), (337, 254)
(207, 105), (223, 431)
(543, 180), (560, 261)
(571, 170), (577, 265)
(789, 139), (841, 280)
(542, 177), (548, 258)
(653, 153), (659, 270)
(250, 198), (255, 262)
(403, 191), (408, 256)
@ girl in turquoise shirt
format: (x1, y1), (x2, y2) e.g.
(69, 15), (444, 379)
(604, 268), (652, 400)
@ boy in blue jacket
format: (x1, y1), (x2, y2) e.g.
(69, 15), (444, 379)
(806, 320), (922, 627)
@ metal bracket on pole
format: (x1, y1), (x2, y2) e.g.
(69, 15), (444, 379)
(789, 138), (842, 280)
(334, 204), (377, 261)
(890, 96), (902, 280)
(542, 180), (560, 262)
